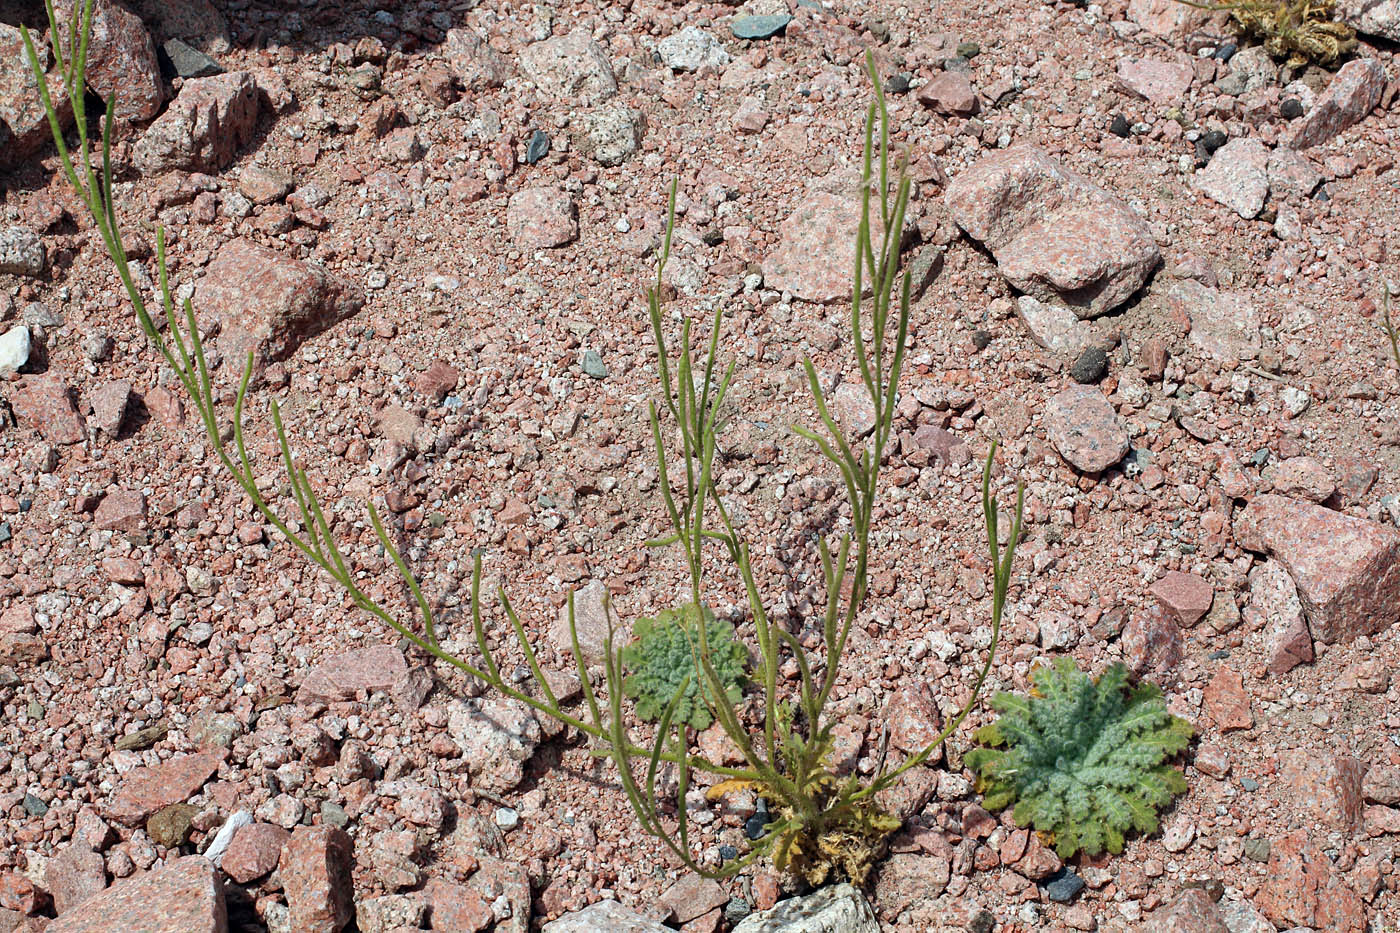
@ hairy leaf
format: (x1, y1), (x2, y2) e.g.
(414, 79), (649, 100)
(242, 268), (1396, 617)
(968, 659), (1193, 858)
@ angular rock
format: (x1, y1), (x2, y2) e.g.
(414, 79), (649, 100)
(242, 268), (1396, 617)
(368, 829), (422, 891)
(518, 28), (616, 104)
(763, 190), (871, 303)
(358, 894), (426, 933)
(46, 856), (224, 933)
(658, 874), (729, 924)
(1282, 755), (1365, 833)
(917, 71), (978, 114)
(237, 164), (293, 204)
(1144, 888), (1228, 933)
(1263, 456), (1334, 503)
(221, 823), (289, 883)
(1014, 296), (1094, 353)
(1122, 602), (1184, 678)
(1167, 279), (1260, 363)
(1202, 668), (1252, 732)
(506, 187), (579, 250)
(1285, 58), (1385, 150)
(196, 239), (364, 377)
(1255, 830), (1366, 929)
(54, 0), (163, 122)
(161, 38), (221, 79)
(280, 826), (354, 933)
(1127, 0), (1229, 38)
(0, 227), (46, 277)
(1246, 559), (1314, 675)
(446, 696), (541, 793)
(45, 845), (107, 915)
(1045, 384), (1129, 473)
(443, 27), (510, 89)
(1234, 494), (1400, 643)
(130, 0), (231, 55)
(0, 24), (73, 164)
(542, 901), (671, 933)
(1149, 571), (1213, 627)
(106, 752), (223, 826)
(133, 71), (260, 174)
(944, 146), (1160, 317)
(551, 578), (611, 665)
(94, 488), (146, 532)
(873, 853), (951, 917)
(732, 15), (794, 40)
(0, 631), (47, 666)
(658, 27), (730, 72)
(571, 108), (645, 167)
(9, 375), (84, 445)
(0, 325), (30, 375)
(1364, 765), (1400, 805)
(1192, 137), (1269, 219)
(1339, 0), (1400, 39)
(1266, 148), (1322, 200)
(733, 883), (879, 933)
(425, 879), (494, 933)
(1117, 58), (1194, 106)
(88, 379), (131, 438)
(296, 645), (408, 704)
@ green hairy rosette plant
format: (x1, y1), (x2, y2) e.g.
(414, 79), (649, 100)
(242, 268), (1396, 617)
(966, 659), (1193, 858)
(27, 2), (1024, 885)
(622, 605), (746, 730)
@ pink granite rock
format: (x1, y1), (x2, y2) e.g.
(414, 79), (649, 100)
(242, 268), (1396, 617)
(94, 488), (147, 533)
(944, 146), (1160, 317)
(9, 376), (85, 445)
(917, 71), (978, 114)
(46, 856), (224, 933)
(506, 187), (579, 250)
(884, 682), (945, 760)
(296, 645), (409, 704)
(106, 752), (224, 827)
(1263, 456), (1335, 503)
(281, 826), (354, 933)
(1234, 494), (1400, 644)
(195, 238), (365, 379)
(1144, 888), (1228, 933)
(1127, 0), (1230, 39)
(1285, 58), (1385, 150)
(1044, 384), (1130, 473)
(133, 71), (260, 173)
(1117, 57), (1194, 106)
(221, 823), (289, 883)
(1246, 559), (1314, 675)
(1122, 602), (1184, 678)
(1256, 831), (1366, 929)
(1150, 571), (1214, 627)
(763, 190), (874, 303)
(1192, 137), (1269, 219)
(45, 846), (107, 915)
(0, 24), (73, 164)
(54, 0), (163, 122)
(443, 27), (511, 90)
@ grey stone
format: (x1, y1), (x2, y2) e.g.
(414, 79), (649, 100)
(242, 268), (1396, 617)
(733, 884), (880, 933)
(0, 226), (45, 277)
(161, 38), (222, 78)
(659, 26), (730, 72)
(732, 15), (793, 39)
(1192, 137), (1269, 219)
(542, 901), (671, 932)
(571, 107), (645, 166)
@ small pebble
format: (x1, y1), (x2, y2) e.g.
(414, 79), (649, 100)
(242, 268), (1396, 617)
(1109, 114), (1131, 138)
(1280, 98), (1303, 119)
(1046, 868), (1085, 903)
(581, 349), (607, 379)
(525, 129), (550, 165)
(495, 807), (520, 830)
(1070, 346), (1108, 384)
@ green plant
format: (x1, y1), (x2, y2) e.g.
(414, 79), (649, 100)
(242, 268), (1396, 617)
(27, 3), (1024, 886)
(1381, 284), (1399, 369)
(965, 659), (1193, 859)
(622, 604), (746, 730)
(1175, 0), (1357, 67)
